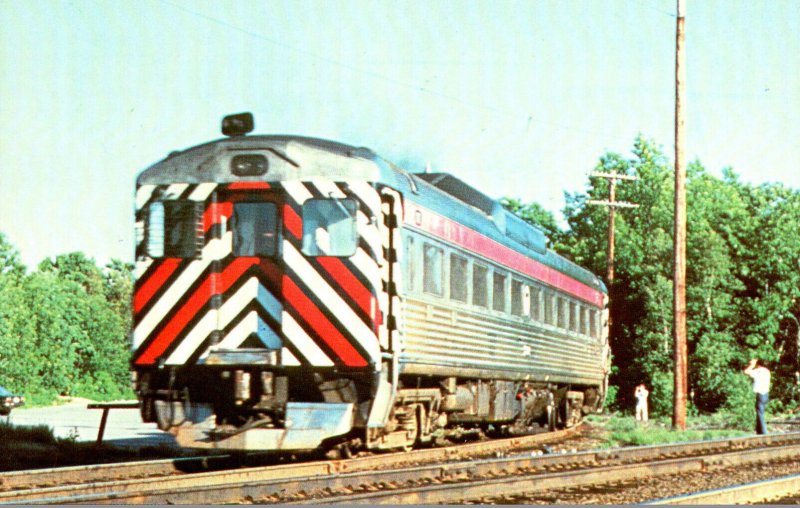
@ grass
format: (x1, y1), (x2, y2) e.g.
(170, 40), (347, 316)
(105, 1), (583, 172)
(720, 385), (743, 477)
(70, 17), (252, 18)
(585, 413), (750, 448)
(0, 422), (192, 471)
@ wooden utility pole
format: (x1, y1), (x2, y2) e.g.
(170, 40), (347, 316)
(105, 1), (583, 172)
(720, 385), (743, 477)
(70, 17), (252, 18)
(673, 0), (688, 431)
(588, 172), (638, 289)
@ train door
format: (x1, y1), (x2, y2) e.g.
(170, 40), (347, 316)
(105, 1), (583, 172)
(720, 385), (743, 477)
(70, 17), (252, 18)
(366, 187), (404, 431)
(132, 183), (285, 368)
(200, 183), (285, 366)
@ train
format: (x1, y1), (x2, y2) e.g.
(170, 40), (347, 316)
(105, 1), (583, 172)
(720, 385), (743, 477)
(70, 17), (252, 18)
(131, 112), (610, 453)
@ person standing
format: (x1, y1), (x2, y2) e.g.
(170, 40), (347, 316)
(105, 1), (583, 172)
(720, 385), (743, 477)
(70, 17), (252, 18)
(634, 384), (649, 423)
(743, 358), (771, 435)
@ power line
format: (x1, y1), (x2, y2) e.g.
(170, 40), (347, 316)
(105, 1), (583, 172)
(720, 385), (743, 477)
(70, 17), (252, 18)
(157, 1), (503, 114)
(632, 0), (678, 18)
(156, 0), (660, 145)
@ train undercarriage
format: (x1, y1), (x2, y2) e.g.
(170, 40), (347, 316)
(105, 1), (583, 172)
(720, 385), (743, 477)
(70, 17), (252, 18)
(134, 364), (605, 453)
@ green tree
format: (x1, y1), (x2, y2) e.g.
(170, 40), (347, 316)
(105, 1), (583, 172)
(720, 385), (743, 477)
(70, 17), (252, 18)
(0, 233), (26, 277)
(542, 135), (800, 420)
(0, 239), (134, 403)
(0, 234), (34, 394)
(32, 252), (133, 398)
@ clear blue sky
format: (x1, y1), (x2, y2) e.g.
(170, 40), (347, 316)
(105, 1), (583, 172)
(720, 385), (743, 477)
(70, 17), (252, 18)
(1, 0), (797, 268)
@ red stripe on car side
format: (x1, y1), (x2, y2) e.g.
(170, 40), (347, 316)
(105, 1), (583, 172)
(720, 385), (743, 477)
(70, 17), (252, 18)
(283, 276), (367, 367)
(404, 202), (603, 307)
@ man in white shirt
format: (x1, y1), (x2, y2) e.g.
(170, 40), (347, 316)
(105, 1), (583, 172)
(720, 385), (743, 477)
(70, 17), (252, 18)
(744, 358), (771, 435)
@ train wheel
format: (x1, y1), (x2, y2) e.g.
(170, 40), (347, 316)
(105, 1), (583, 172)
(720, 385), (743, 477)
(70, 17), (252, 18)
(560, 393), (583, 428)
(396, 404), (420, 451)
(558, 398), (570, 428)
(546, 404), (557, 431)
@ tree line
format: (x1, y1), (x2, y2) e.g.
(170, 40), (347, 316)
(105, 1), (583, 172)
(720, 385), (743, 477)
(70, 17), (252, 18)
(0, 238), (133, 404)
(505, 136), (800, 425)
(1, 135), (798, 422)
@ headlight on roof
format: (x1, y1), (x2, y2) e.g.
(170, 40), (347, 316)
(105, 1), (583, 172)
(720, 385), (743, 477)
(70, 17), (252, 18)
(231, 154), (268, 176)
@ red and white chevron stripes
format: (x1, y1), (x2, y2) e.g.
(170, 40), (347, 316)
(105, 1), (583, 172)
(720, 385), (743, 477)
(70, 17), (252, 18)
(132, 181), (385, 370)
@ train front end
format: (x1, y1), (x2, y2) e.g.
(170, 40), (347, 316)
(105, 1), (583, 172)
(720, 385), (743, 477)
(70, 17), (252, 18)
(131, 115), (391, 451)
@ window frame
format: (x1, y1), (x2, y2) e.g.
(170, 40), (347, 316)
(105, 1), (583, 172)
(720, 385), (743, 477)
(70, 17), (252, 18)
(556, 296), (568, 329)
(449, 252), (469, 303)
(530, 285), (542, 322)
(492, 270), (508, 313)
(146, 200), (201, 259)
(301, 198), (359, 257)
(472, 263), (489, 308)
(511, 278), (526, 317)
(404, 235), (418, 293)
(232, 201), (279, 258)
(422, 242), (445, 297)
(569, 299), (579, 332)
(543, 289), (555, 325)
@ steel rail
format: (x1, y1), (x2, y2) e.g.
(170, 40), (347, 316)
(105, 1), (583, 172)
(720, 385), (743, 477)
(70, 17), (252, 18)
(11, 432), (800, 505)
(646, 473), (800, 505)
(0, 426), (576, 491)
(0, 427), (575, 503)
(0, 455), (240, 491)
(287, 443), (800, 504)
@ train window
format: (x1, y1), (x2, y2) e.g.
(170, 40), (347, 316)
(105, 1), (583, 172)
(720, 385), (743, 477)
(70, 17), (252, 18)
(569, 301), (578, 332)
(492, 271), (507, 312)
(450, 254), (468, 303)
(405, 236), (417, 293)
(146, 203), (165, 257)
(543, 290), (555, 325)
(530, 286), (542, 322)
(472, 264), (488, 308)
(146, 201), (200, 258)
(557, 297), (567, 328)
(301, 199), (357, 257)
(580, 306), (589, 335)
(232, 202), (278, 257)
(590, 309), (599, 338)
(511, 279), (526, 316)
(423, 243), (444, 296)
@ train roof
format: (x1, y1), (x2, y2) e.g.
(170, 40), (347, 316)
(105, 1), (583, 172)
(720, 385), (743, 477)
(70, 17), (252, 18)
(137, 133), (606, 294)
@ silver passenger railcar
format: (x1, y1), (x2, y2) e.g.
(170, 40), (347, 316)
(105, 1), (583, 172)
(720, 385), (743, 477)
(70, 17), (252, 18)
(131, 113), (610, 452)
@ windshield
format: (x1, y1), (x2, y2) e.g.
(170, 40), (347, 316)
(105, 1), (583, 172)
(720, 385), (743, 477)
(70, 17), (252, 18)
(233, 202), (278, 257)
(301, 198), (358, 257)
(146, 201), (199, 258)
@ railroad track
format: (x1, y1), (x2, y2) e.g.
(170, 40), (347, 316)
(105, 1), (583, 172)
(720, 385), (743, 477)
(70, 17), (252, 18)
(0, 427), (578, 504)
(648, 472), (800, 505)
(0, 454), (246, 491)
(290, 440), (800, 504)
(281, 436), (800, 504)
(5, 431), (800, 504)
(5, 429), (800, 505)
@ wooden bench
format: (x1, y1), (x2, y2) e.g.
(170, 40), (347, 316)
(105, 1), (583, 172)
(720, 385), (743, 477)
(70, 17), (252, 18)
(87, 402), (140, 444)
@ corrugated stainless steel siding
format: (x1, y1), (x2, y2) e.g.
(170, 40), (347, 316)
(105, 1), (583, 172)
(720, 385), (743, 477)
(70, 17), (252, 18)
(398, 298), (604, 386)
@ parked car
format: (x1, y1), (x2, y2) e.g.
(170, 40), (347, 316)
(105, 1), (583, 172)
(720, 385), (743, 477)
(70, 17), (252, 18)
(0, 386), (24, 415)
